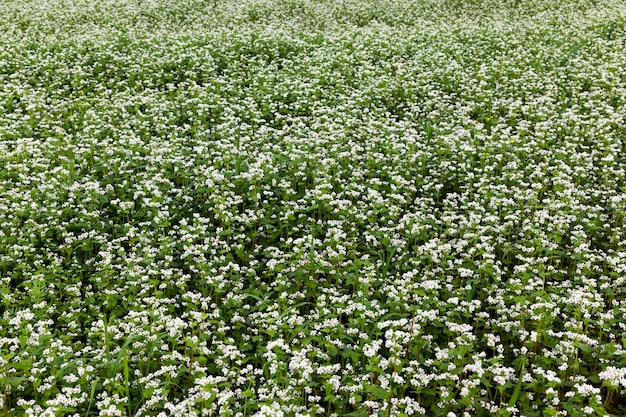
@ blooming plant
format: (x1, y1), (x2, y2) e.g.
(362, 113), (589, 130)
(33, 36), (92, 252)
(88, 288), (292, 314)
(1, 0), (626, 416)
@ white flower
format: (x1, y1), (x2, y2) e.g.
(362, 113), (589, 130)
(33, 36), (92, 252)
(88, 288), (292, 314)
(599, 366), (626, 388)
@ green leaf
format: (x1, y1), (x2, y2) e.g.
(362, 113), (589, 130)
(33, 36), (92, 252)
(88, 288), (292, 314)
(508, 367), (524, 409)
(344, 408), (368, 417)
(9, 361), (32, 371)
(2, 376), (27, 388)
(575, 341), (594, 354)
(279, 301), (313, 319)
(588, 374), (600, 384)
(325, 341), (338, 356)
(365, 384), (389, 400)
(86, 378), (100, 416)
(341, 348), (361, 362)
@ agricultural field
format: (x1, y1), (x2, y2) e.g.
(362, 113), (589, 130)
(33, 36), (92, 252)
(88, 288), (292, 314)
(1, 0), (626, 415)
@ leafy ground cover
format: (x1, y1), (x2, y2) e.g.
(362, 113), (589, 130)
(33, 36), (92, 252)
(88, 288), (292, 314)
(1, 0), (626, 415)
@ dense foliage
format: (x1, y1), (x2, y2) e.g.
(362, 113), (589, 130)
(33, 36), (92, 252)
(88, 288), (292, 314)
(1, 0), (626, 415)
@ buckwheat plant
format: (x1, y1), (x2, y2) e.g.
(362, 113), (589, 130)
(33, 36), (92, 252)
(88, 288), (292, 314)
(1, 0), (626, 416)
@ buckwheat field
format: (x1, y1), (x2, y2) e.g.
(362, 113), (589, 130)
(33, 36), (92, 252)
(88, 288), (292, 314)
(1, 0), (626, 416)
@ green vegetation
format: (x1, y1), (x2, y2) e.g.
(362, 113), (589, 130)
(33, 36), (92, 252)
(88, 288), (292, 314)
(1, 0), (626, 415)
